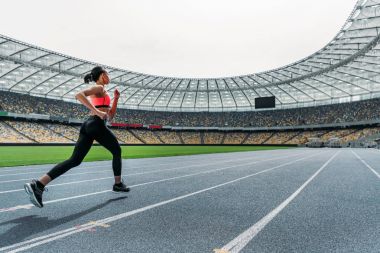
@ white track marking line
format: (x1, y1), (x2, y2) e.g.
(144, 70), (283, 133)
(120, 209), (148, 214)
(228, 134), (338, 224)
(0, 150), (289, 178)
(0, 156), (220, 176)
(0, 151), (322, 252)
(215, 151), (340, 253)
(351, 150), (380, 179)
(0, 152), (305, 194)
(0, 156), (203, 174)
(0, 154), (206, 172)
(0, 164), (105, 173)
(0, 162), (174, 177)
(0, 169), (112, 178)
(0, 149), (296, 174)
(0, 152), (318, 212)
(0, 156), (251, 180)
(0, 154), (223, 172)
(0, 170), (112, 183)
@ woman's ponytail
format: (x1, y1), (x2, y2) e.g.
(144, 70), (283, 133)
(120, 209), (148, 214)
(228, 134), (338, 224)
(84, 73), (93, 84)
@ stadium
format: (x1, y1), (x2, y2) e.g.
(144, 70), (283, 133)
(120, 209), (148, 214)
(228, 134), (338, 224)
(0, 0), (379, 252)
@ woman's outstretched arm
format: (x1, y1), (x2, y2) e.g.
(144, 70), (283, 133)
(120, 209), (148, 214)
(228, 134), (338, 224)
(108, 89), (120, 121)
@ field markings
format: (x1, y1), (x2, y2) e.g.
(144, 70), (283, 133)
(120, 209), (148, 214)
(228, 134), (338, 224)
(0, 158), (213, 177)
(0, 151), (324, 252)
(0, 170), (113, 183)
(0, 151), (320, 213)
(0, 151), (316, 212)
(0, 149), (294, 173)
(351, 150), (380, 179)
(214, 151), (340, 253)
(0, 163), (106, 173)
(0, 168), (110, 178)
(0, 151), (306, 194)
(0, 154), (215, 173)
(0, 155), (260, 182)
(0, 150), (297, 178)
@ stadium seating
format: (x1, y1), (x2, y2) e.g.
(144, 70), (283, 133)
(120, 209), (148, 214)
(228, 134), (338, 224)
(204, 132), (224, 144)
(2, 91), (380, 146)
(222, 132), (247, 144)
(2, 90), (380, 128)
(1, 119), (380, 145)
(0, 121), (33, 143)
(154, 131), (183, 144)
(5, 120), (72, 143)
(43, 123), (80, 141)
(181, 132), (201, 144)
(112, 129), (143, 144)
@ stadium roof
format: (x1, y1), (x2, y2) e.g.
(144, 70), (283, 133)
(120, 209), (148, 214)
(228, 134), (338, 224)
(1, 0), (380, 112)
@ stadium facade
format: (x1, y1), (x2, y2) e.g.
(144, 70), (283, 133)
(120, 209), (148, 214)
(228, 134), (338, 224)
(1, 0), (380, 112)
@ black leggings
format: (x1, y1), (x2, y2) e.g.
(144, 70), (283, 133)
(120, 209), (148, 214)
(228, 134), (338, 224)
(47, 115), (122, 180)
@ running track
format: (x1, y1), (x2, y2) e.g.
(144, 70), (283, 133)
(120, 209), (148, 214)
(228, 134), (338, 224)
(0, 148), (379, 253)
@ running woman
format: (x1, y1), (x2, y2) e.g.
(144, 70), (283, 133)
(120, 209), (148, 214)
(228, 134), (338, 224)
(24, 66), (129, 208)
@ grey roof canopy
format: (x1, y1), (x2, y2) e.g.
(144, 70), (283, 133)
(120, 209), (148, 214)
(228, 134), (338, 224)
(1, 0), (380, 112)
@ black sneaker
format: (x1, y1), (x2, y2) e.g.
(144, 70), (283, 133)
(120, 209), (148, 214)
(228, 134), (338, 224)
(112, 180), (130, 193)
(24, 179), (45, 208)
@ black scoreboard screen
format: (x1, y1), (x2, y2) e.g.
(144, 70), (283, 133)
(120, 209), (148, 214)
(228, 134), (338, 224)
(255, 96), (276, 109)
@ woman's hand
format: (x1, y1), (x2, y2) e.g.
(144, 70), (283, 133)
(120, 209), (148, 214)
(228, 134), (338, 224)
(114, 89), (120, 100)
(95, 110), (108, 120)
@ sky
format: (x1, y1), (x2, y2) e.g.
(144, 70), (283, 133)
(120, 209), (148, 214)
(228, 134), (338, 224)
(0, 0), (358, 78)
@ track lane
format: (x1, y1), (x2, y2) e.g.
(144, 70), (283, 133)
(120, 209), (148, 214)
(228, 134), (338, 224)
(0, 150), (313, 213)
(0, 150), (327, 252)
(235, 149), (380, 253)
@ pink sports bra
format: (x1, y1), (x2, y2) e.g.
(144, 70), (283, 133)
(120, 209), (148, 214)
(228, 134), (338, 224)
(91, 93), (111, 108)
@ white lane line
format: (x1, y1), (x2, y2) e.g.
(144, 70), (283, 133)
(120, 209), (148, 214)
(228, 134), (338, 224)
(0, 164), (104, 173)
(0, 168), (112, 178)
(0, 156), (248, 181)
(0, 150), (287, 178)
(0, 152), (305, 194)
(0, 152), (321, 213)
(0, 170), (112, 184)
(215, 151), (340, 253)
(0, 154), (201, 172)
(0, 156), (214, 176)
(0, 152), (317, 212)
(0, 150), (292, 174)
(351, 150), (380, 179)
(0, 154), (218, 173)
(0, 157), (198, 174)
(0, 151), (321, 252)
(0, 148), (298, 173)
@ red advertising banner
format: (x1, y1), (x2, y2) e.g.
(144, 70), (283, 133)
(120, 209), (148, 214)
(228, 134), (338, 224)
(111, 123), (144, 128)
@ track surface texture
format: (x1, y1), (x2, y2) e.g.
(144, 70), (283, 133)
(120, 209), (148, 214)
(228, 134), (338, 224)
(0, 148), (379, 253)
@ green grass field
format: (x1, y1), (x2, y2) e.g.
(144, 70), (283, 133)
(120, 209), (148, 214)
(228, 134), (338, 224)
(0, 145), (292, 167)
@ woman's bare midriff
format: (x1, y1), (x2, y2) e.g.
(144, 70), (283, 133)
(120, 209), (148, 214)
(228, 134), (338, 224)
(90, 107), (110, 116)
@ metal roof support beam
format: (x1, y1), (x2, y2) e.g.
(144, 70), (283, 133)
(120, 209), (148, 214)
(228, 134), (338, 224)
(0, 64), (24, 79)
(265, 72), (315, 101)
(310, 76), (351, 96)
